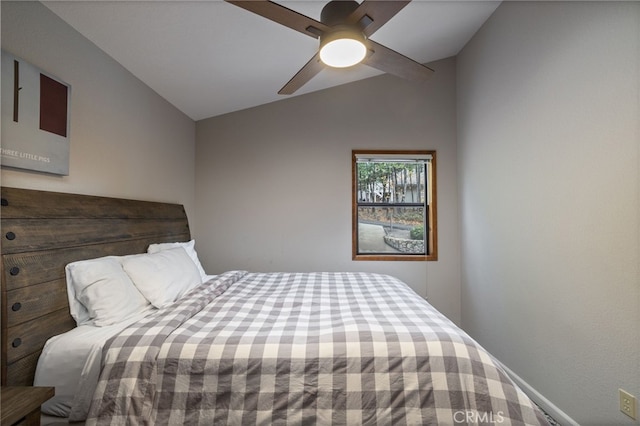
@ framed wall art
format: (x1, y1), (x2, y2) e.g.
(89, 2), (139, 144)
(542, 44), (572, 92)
(1, 50), (71, 175)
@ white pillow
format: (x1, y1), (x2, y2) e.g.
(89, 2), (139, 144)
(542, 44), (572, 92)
(122, 247), (202, 308)
(147, 239), (207, 281)
(65, 256), (150, 326)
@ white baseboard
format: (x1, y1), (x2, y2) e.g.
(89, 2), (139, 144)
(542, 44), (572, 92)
(498, 361), (579, 426)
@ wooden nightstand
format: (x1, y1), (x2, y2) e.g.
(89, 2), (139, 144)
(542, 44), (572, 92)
(1, 386), (55, 426)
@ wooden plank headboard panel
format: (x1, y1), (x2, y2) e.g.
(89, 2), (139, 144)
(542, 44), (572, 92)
(0, 187), (191, 385)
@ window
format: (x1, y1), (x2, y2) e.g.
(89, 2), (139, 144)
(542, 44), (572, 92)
(352, 150), (437, 261)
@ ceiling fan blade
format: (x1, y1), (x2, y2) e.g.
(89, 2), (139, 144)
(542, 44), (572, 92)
(347, 0), (411, 37)
(278, 52), (325, 95)
(363, 40), (434, 83)
(226, 0), (330, 39)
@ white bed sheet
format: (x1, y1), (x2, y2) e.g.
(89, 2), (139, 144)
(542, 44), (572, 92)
(34, 309), (154, 420)
(34, 275), (219, 422)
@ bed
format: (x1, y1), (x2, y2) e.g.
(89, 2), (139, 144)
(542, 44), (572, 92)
(1, 187), (550, 425)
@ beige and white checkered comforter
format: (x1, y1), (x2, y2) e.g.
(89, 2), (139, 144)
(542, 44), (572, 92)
(87, 271), (549, 425)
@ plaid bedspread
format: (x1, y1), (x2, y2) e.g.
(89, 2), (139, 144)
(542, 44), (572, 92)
(87, 271), (549, 425)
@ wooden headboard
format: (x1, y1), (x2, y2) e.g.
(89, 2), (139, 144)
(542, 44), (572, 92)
(0, 187), (191, 386)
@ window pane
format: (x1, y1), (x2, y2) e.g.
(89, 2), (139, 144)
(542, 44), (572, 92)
(357, 206), (426, 255)
(356, 161), (426, 204)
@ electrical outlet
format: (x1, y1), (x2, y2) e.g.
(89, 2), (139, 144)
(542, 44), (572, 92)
(620, 389), (637, 420)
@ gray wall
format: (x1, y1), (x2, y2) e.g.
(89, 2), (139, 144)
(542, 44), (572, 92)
(1, 1), (196, 217)
(195, 57), (462, 323)
(457, 2), (640, 424)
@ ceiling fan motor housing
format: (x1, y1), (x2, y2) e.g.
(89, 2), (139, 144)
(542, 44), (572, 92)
(321, 0), (360, 27)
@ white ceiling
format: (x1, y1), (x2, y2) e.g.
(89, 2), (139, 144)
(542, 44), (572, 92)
(43, 1), (501, 121)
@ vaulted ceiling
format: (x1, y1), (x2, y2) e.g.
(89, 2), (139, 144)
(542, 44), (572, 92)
(44, 1), (500, 121)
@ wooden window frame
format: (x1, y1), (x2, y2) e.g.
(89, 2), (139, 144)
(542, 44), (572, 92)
(352, 150), (438, 261)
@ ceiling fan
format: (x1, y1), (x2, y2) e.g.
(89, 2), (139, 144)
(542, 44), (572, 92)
(226, 0), (435, 95)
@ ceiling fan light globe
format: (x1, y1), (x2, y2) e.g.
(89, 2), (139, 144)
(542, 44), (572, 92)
(319, 31), (366, 68)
